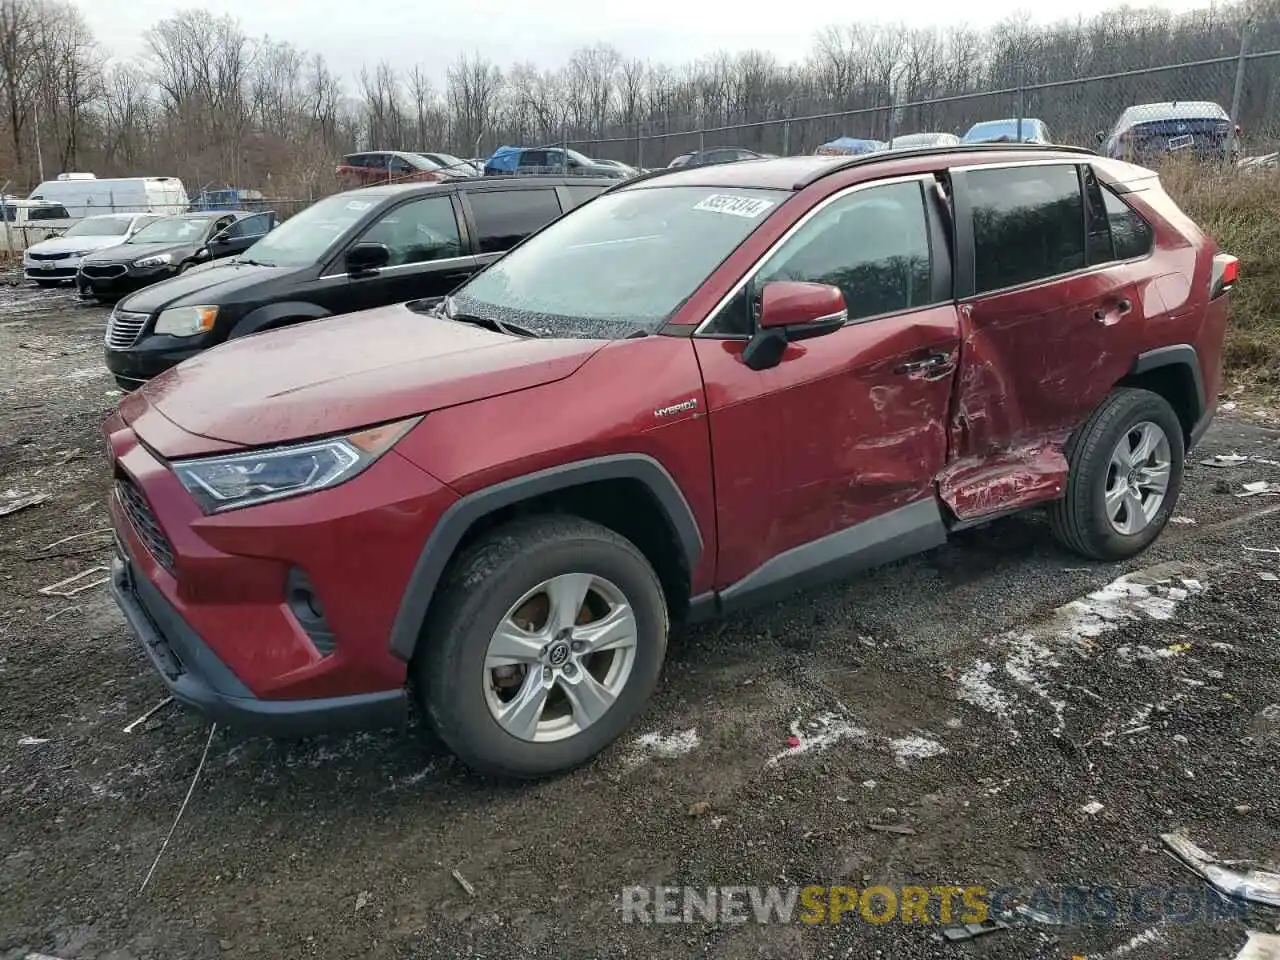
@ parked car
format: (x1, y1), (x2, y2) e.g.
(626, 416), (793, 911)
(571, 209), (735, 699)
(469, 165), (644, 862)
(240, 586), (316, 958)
(668, 147), (771, 168)
(23, 213), (161, 287)
(104, 145), (1234, 779)
(417, 152), (482, 177)
(889, 132), (962, 149)
(484, 146), (629, 179)
(27, 175), (188, 217)
(962, 118), (1052, 144)
(78, 210), (276, 302)
(102, 176), (614, 389)
(815, 138), (887, 156)
(592, 158), (639, 178)
(0, 199), (74, 245)
(1100, 101), (1238, 164)
(335, 151), (462, 190)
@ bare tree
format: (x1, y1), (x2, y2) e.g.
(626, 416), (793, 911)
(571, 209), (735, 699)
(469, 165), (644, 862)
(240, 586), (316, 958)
(446, 53), (501, 154)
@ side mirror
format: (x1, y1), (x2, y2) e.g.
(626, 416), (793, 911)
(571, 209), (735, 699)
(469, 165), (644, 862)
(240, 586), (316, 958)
(194, 246), (210, 259)
(1095, 131), (1106, 144)
(743, 281), (846, 371)
(346, 242), (390, 275)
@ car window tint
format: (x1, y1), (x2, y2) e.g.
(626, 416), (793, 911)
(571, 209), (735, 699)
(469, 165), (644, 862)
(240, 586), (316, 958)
(219, 213), (272, 240)
(468, 189), (562, 254)
(389, 156), (414, 174)
(562, 185), (607, 210)
(1083, 166), (1114, 265)
(521, 150), (548, 168)
(28, 204), (69, 221)
(967, 164), (1085, 292)
(359, 196), (462, 266)
(707, 180), (935, 335)
(1103, 185), (1154, 260)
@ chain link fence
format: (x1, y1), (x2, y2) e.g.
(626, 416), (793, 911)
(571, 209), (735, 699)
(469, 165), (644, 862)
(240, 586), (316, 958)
(572, 49), (1280, 168)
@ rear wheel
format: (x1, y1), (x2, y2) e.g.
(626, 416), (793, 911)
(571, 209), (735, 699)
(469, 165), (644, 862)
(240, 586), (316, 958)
(416, 515), (668, 779)
(1049, 388), (1184, 561)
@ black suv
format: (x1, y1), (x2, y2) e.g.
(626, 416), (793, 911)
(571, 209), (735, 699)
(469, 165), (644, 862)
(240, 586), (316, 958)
(103, 176), (614, 388)
(78, 211), (276, 301)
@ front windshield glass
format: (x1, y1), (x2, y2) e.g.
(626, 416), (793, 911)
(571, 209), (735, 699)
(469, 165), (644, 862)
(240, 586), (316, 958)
(450, 185), (786, 338)
(238, 192), (381, 268)
(65, 217), (131, 237)
(128, 217), (209, 244)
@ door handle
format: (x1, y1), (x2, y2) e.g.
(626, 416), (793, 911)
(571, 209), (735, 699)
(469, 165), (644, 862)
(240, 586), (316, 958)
(1094, 298), (1133, 323)
(894, 352), (953, 377)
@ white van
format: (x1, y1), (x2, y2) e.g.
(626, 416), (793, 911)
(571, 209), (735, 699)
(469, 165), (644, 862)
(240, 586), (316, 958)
(26, 176), (188, 217)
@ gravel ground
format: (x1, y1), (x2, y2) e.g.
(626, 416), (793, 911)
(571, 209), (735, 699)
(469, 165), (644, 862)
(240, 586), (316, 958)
(3, 277), (1280, 960)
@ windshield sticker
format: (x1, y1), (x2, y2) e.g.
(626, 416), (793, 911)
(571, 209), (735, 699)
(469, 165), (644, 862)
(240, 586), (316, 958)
(345, 200), (372, 211)
(692, 195), (776, 218)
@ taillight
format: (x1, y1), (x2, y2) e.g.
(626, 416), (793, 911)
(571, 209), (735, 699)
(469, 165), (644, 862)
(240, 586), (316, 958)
(1211, 253), (1239, 299)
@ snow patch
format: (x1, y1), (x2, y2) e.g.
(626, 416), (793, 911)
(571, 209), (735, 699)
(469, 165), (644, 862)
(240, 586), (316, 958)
(629, 728), (700, 764)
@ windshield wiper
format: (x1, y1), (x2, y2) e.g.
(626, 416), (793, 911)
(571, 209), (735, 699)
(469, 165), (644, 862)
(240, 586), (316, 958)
(236, 257), (275, 267)
(442, 296), (541, 338)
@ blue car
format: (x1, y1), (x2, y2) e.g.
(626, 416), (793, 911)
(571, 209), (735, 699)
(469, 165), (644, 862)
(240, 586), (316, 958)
(962, 118), (1052, 145)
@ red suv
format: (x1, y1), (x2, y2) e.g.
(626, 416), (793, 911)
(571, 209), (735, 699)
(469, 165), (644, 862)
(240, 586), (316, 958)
(105, 145), (1236, 778)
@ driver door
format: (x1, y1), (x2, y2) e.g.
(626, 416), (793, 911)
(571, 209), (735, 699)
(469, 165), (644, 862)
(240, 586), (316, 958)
(208, 212), (275, 259)
(692, 175), (962, 596)
(314, 193), (476, 315)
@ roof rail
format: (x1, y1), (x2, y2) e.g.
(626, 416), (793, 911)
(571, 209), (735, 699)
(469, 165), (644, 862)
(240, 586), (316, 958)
(793, 142), (1098, 189)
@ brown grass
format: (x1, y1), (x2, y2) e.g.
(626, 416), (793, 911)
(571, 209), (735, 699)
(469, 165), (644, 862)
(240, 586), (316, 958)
(1160, 158), (1280, 380)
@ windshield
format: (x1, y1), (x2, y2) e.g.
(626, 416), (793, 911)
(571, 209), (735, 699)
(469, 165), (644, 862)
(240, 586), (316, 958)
(450, 185), (785, 338)
(238, 193), (379, 268)
(65, 217), (132, 237)
(128, 217), (209, 244)
(563, 148), (593, 165)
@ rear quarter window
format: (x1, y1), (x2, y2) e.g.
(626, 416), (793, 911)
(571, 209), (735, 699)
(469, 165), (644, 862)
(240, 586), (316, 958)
(467, 188), (563, 254)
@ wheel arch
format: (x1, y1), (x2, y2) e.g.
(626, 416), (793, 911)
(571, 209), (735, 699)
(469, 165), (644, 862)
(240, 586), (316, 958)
(228, 301), (330, 339)
(389, 454), (705, 662)
(1117, 344), (1205, 443)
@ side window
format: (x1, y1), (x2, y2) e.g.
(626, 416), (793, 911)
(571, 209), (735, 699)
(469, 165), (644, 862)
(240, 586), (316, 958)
(358, 196), (462, 266)
(389, 155), (415, 175)
(1103, 186), (1153, 260)
(705, 180), (936, 335)
(1083, 167), (1114, 265)
(561, 185), (606, 210)
(520, 150), (548, 169)
(29, 204), (70, 221)
(967, 164), (1085, 293)
(219, 213), (272, 240)
(467, 189), (562, 254)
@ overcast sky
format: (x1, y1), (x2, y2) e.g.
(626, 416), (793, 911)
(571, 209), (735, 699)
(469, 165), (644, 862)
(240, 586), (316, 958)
(76, 0), (1209, 87)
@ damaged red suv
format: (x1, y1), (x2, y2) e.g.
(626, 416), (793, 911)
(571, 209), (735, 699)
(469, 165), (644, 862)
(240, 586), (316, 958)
(106, 145), (1236, 778)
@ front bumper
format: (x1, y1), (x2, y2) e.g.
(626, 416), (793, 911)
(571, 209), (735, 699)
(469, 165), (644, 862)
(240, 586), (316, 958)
(104, 338), (208, 383)
(25, 257), (82, 280)
(78, 264), (176, 299)
(110, 545), (408, 738)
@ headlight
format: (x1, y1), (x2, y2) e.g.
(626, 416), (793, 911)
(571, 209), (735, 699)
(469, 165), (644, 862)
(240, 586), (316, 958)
(155, 305), (218, 337)
(134, 253), (173, 268)
(172, 417), (421, 513)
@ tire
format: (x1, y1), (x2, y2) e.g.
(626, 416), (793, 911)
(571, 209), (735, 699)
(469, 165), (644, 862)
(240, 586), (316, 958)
(113, 376), (139, 392)
(416, 515), (669, 779)
(34, 279), (61, 288)
(1049, 387), (1185, 561)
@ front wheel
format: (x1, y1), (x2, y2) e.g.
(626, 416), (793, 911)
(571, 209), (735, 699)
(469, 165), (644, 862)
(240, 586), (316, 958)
(1049, 388), (1185, 561)
(416, 515), (669, 779)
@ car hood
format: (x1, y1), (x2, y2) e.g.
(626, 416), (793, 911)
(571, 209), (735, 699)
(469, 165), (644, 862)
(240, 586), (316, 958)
(119, 262), (293, 313)
(140, 302), (606, 448)
(26, 234), (124, 255)
(85, 241), (194, 266)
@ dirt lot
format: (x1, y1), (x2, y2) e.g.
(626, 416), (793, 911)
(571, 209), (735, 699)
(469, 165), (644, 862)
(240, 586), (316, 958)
(3, 277), (1280, 960)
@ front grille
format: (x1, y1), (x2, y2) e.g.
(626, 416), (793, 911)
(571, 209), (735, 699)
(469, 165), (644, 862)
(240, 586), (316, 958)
(28, 251), (71, 261)
(106, 310), (150, 349)
(82, 263), (127, 279)
(116, 476), (176, 575)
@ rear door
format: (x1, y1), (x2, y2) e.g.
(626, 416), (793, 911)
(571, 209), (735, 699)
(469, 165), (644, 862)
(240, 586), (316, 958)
(317, 192), (476, 314)
(460, 186), (564, 264)
(694, 174), (960, 591)
(944, 160), (1149, 519)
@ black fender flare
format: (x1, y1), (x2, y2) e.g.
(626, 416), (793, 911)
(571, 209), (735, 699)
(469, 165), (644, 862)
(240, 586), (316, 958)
(228, 301), (330, 340)
(1130, 343), (1206, 423)
(388, 453), (705, 661)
